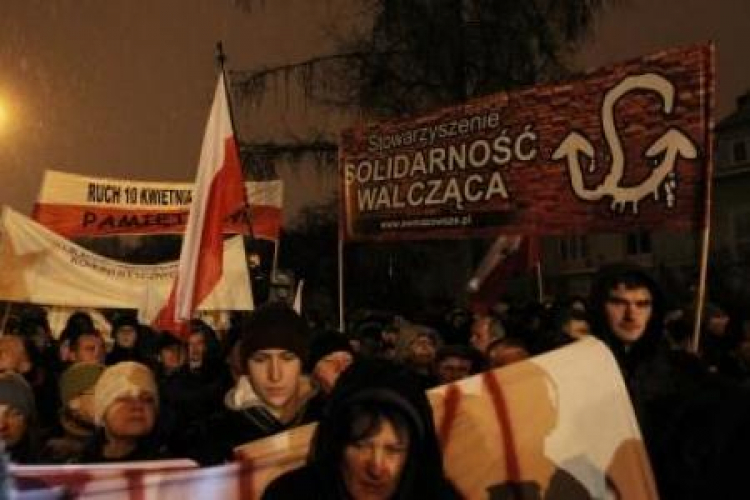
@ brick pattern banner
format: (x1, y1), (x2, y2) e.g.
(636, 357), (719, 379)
(340, 44), (714, 241)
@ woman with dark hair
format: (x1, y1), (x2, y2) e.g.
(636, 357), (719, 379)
(263, 358), (459, 499)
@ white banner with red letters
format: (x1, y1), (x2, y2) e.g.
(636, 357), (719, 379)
(32, 170), (283, 240)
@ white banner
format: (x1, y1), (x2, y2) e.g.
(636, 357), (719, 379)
(0, 207), (253, 321)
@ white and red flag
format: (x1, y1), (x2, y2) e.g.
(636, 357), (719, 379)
(154, 73), (247, 334)
(468, 235), (539, 315)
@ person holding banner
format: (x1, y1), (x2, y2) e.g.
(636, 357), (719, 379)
(262, 358), (459, 499)
(219, 302), (318, 459)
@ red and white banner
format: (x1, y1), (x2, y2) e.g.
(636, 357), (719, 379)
(235, 338), (658, 499)
(12, 339), (656, 499)
(33, 170), (283, 240)
(340, 43), (713, 241)
(468, 235), (539, 314)
(155, 72), (248, 330)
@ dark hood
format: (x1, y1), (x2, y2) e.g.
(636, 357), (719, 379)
(309, 358), (456, 499)
(589, 262), (666, 360)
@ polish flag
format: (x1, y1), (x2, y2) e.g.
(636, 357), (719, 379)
(468, 235), (539, 315)
(154, 73), (247, 334)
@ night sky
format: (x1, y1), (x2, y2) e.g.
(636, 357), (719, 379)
(0, 0), (748, 221)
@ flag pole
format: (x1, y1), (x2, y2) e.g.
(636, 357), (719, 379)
(338, 236), (345, 332)
(535, 261), (544, 303)
(217, 41), (258, 305)
(689, 45), (716, 354)
(0, 302), (11, 334)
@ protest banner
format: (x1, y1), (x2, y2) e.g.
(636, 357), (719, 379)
(12, 339), (655, 499)
(236, 337), (658, 499)
(340, 43), (712, 241)
(0, 207), (253, 322)
(32, 170), (283, 240)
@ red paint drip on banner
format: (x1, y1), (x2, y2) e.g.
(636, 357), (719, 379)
(438, 384), (462, 452)
(123, 470), (146, 500)
(236, 458), (256, 499)
(482, 371), (521, 482)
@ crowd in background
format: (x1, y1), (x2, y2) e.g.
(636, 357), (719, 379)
(1, 262), (750, 498)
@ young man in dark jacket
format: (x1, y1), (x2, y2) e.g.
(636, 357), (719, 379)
(589, 263), (750, 499)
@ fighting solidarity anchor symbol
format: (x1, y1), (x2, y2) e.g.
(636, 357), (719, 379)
(552, 73), (698, 214)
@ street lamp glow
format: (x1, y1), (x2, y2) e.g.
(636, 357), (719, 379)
(0, 100), (7, 132)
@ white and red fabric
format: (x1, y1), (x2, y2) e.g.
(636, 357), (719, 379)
(154, 73), (247, 334)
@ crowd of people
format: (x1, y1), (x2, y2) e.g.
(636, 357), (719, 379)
(1, 262), (750, 498)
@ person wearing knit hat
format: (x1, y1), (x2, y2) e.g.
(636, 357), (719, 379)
(0, 371), (37, 462)
(221, 302), (317, 455)
(79, 361), (168, 463)
(41, 362), (105, 463)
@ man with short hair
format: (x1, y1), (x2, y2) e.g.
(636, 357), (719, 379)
(435, 345), (483, 384)
(470, 313), (505, 354)
(69, 330), (105, 365)
(221, 302), (317, 455)
(588, 263), (750, 499)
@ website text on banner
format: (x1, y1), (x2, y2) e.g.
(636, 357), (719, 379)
(33, 169), (283, 240)
(339, 43), (712, 241)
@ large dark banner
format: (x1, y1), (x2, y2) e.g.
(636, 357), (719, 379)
(340, 44), (713, 241)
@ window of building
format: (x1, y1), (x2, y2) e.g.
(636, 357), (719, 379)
(732, 139), (748, 165)
(732, 210), (750, 261)
(626, 231), (652, 256)
(559, 235), (589, 262)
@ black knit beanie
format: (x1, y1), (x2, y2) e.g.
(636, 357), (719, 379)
(239, 302), (310, 366)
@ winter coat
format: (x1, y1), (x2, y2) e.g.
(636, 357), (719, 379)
(220, 375), (318, 450)
(264, 358), (460, 500)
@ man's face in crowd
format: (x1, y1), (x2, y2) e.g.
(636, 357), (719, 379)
(470, 316), (493, 353)
(246, 349), (301, 415)
(381, 329), (398, 347)
(437, 355), (472, 383)
(104, 391), (157, 440)
(160, 345), (185, 373)
(0, 404), (27, 446)
(706, 311), (730, 337)
(0, 336), (30, 374)
(409, 335), (436, 365)
(187, 332), (206, 365)
(342, 418), (409, 500)
(313, 351), (353, 394)
(115, 326), (138, 349)
(73, 334), (104, 364)
(604, 284), (653, 345)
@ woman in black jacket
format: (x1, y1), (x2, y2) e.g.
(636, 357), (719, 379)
(263, 358), (459, 499)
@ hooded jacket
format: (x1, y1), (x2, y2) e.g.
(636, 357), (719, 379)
(219, 374), (318, 459)
(588, 263), (749, 499)
(263, 358), (459, 499)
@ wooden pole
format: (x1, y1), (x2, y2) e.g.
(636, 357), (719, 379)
(338, 237), (345, 332)
(689, 44), (716, 354)
(535, 261), (544, 303)
(0, 302), (12, 335)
